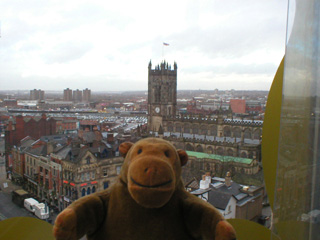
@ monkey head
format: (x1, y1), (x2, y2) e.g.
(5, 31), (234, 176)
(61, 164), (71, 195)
(119, 138), (188, 209)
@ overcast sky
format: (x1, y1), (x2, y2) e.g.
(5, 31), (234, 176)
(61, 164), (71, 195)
(0, 0), (288, 92)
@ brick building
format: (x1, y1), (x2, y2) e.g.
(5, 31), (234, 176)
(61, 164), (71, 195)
(5, 114), (56, 148)
(1, 99), (18, 108)
(30, 89), (45, 101)
(5, 114), (56, 172)
(63, 88), (73, 101)
(83, 88), (91, 103)
(73, 89), (82, 102)
(230, 99), (246, 114)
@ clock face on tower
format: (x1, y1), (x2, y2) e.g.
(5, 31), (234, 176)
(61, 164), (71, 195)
(155, 107), (160, 114)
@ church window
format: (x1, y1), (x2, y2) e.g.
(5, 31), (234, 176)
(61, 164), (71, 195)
(200, 125), (208, 135)
(210, 125), (217, 136)
(195, 145), (204, 152)
(224, 126), (231, 137)
(217, 147), (224, 156)
(241, 152), (248, 158)
(186, 144), (194, 151)
(244, 129), (252, 139)
(175, 123), (181, 132)
(167, 123), (173, 132)
(227, 149), (234, 156)
(184, 124), (190, 133)
(233, 127), (241, 138)
(192, 125), (199, 134)
(207, 147), (214, 154)
(253, 129), (261, 140)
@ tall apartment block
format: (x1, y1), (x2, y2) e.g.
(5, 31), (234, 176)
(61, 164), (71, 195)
(30, 89), (45, 100)
(63, 88), (73, 101)
(83, 88), (91, 102)
(73, 89), (82, 102)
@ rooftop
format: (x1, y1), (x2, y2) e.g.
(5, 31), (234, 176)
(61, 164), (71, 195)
(186, 151), (253, 165)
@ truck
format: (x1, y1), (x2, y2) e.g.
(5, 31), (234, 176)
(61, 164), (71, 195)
(24, 198), (39, 213)
(12, 189), (30, 207)
(34, 203), (49, 220)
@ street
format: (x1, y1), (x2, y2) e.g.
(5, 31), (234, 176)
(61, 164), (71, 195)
(0, 160), (58, 221)
(0, 168), (43, 221)
(0, 189), (36, 220)
(0, 166), (87, 239)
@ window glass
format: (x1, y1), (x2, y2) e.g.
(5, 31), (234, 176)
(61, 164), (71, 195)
(272, 0), (320, 239)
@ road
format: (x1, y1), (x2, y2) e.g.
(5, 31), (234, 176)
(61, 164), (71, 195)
(0, 161), (38, 220)
(0, 190), (36, 220)
(0, 165), (87, 239)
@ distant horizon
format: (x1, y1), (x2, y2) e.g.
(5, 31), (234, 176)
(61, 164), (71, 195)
(0, 88), (270, 93)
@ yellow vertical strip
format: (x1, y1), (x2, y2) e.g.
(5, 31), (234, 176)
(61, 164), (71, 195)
(261, 56), (284, 210)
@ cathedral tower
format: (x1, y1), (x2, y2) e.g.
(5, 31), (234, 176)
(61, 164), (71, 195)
(147, 60), (177, 132)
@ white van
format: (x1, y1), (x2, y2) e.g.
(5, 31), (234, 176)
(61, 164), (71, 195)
(34, 203), (49, 219)
(24, 198), (39, 213)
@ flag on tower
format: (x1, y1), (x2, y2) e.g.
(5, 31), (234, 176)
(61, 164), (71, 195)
(163, 42), (169, 46)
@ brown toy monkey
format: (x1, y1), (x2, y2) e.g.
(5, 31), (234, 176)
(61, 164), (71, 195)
(53, 138), (236, 240)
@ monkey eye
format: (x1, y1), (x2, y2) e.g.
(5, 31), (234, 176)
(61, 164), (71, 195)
(137, 149), (142, 154)
(164, 150), (170, 157)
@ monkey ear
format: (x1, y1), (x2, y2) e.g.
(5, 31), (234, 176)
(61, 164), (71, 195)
(119, 142), (134, 157)
(177, 149), (188, 166)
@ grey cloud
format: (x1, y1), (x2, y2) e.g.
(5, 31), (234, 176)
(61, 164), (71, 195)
(168, 22), (284, 59)
(42, 41), (93, 64)
(163, 1), (287, 59)
(182, 62), (279, 76)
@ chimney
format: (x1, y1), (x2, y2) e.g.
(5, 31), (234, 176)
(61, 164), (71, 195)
(225, 171), (232, 187)
(205, 172), (211, 184)
(200, 175), (209, 189)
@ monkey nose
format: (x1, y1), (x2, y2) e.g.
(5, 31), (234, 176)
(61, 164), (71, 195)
(144, 167), (157, 176)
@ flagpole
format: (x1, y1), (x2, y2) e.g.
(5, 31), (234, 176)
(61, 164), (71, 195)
(162, 44), (164, 60)
(162, 42), (169, 61)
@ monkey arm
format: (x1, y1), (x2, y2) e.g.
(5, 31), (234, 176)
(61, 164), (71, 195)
(53, 191), (110, 240)
(181, 193), (236, 240)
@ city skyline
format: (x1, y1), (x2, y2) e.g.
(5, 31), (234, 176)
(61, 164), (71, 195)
(0, 0), (288, 91)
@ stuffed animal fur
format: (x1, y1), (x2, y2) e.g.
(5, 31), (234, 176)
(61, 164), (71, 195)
(53, 137), (236, 240)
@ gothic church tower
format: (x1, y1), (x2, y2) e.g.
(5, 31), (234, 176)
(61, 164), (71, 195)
(147, 60), (177, 132)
